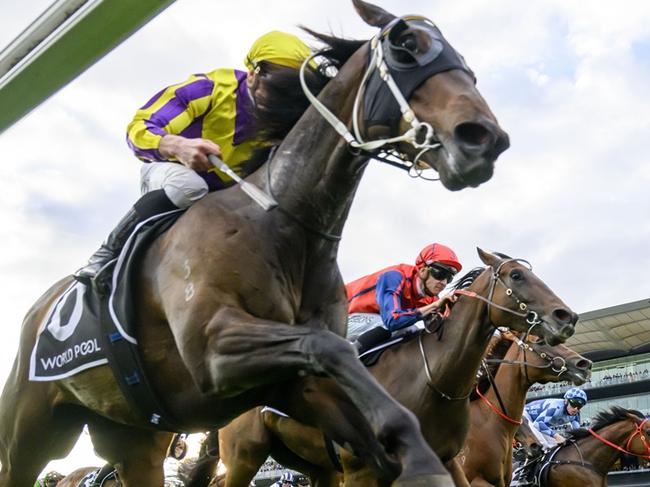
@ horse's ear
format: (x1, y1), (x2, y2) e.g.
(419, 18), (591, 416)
(352, 0), (396, 28)
(477, 247), (502, 268)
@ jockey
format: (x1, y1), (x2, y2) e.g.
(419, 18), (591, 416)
(271, 471), (297, 487)
(75, 31), (319, 284)
(523, 387), (588, 450)
(347, 243), (462, 351)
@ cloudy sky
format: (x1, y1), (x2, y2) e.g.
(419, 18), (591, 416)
(2, 0), (650, 476)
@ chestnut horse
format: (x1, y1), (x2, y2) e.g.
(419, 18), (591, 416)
(0, 2), (510, 486)
(456, 333), (592, 487)
(55, 467), (119, 487)
(214, 250), (579, 487)
(515, 407), (650, 487)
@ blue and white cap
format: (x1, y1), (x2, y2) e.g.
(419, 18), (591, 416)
(564, 387), (587, 404)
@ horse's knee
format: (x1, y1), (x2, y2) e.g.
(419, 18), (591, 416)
(303, 330), (357, 373)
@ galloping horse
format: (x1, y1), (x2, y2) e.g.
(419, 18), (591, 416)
(0, 2), (510, 486)
(55, 467), (119, 487)
(215, 251), (579, 487)
(456, 333), (592, 487)
(517, 407), (650, 486)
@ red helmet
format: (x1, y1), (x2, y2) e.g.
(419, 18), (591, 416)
(415, 243), (462, 272)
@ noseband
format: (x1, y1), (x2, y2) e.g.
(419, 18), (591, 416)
(300, 16), (474, 173)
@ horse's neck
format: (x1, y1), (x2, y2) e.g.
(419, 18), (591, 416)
(566, 423), (634, 472)
(485, 343), (529, 428)
(423, 272), (494, 398)
(267, 47), (370, 241)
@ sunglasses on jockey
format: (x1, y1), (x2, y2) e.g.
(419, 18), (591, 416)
(567, 399), (586, 409)
(427, 262), (458, 283)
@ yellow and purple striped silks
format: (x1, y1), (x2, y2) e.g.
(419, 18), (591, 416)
(126, 68), (263, 190)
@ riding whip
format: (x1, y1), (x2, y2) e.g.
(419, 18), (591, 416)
(208, 154), (278, 211)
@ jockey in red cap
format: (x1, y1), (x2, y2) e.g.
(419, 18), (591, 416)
(347, 243), (462, 350)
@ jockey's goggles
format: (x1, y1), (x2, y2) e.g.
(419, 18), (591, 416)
(568, 399), (585, 409)
(427, 263), (457, 283)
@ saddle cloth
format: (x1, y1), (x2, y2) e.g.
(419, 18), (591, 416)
(510, 447), (561, 487)
(29, 210), (184, 430)
(80, 468), (118, 487)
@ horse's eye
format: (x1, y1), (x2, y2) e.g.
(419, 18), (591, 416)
(400, 34), (418, 52)
(510, 270), (523, 281)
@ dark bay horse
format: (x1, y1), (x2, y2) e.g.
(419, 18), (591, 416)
(216, 250), (579, 487)
(518, 407), (650, 486)
(0, 2), (510, 486)
(456, 333), (592, 487)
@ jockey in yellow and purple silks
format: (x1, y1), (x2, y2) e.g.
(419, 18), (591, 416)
(75, 31), (314, 283)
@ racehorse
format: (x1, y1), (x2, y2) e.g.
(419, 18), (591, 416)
(215, 251), (579, 487)
(0, 2), (511, 486)
(456, 332), (592, 487)
(516, 407), (650, 486)
(55, 467), (119, 487)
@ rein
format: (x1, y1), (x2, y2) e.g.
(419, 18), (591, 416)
(418, 261), (548, 401)
(588, 418), (650, 460)
(475, 385), (522, 425)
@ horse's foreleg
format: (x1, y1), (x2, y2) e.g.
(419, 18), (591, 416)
(196, 309), (453, 487)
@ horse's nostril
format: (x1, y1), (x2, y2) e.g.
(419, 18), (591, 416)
(552, 308), (575, 325)
(454, 122), (493, 148)
(576, 359), (592, 371)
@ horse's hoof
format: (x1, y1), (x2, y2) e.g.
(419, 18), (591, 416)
(392, 474), (455, 487)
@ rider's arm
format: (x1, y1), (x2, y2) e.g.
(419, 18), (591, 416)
(532, 407), (557, 436)
(126, 73), (215, 162)
(376, 271), (422, 331)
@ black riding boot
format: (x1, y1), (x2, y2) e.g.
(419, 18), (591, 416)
(74, 189), (178, 284)
(352, 326), (392, 354)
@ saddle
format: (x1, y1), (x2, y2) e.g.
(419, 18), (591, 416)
(30, 211), (186, 431)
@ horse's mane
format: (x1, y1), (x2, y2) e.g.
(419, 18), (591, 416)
(250, 28), (366, 145)
(565, 406), (646, 441)
(452, 267), (486, 291)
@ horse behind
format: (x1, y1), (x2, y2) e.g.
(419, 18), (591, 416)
(519, 407), (650, 486)
(55, 467), (119, 487)
(456, 332), (592, 487)
(215, 249), (578, 487)
(0, 1), (510, 486)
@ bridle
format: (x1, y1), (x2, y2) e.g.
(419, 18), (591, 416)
(589, 417), (650, 460)
(484, 333), (568, 385)
(543, 417), (650, 478)
(300, 15), (473, 176)
(419, 260), (549, 400)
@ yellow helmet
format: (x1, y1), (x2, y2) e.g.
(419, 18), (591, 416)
(244, 31), (312, 71)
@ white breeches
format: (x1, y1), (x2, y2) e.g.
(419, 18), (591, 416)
(140, 162), (209, 209)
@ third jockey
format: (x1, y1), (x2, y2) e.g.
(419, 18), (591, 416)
(523, 387), (588, 450)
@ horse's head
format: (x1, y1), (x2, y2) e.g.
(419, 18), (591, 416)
(513, 335), (592, 385)
(352, 0), (510, 190)
(515, 419), (544, 459)
(477, 248), (578, 346)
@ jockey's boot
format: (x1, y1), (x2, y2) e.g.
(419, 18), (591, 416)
(74, 189), (178, 286)
(352, 326), (392, 354)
